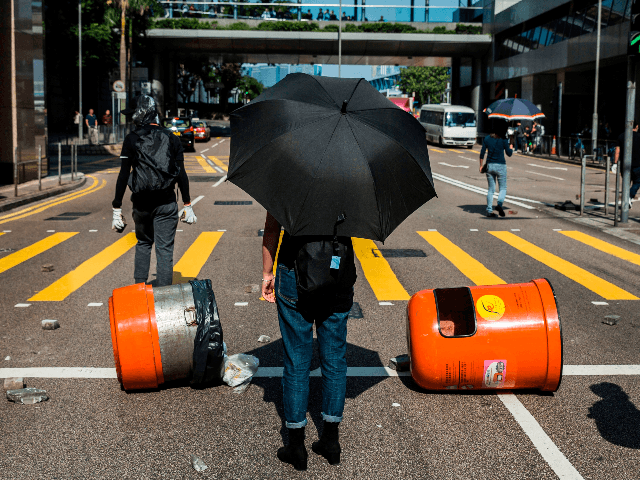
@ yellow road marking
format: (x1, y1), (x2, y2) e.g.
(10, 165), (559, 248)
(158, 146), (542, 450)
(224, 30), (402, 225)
(29, 232), (137, 301)
(489, 231), (638, 300)
(208, 156), (228, 172)
(352, 237), (410, 301)
(430, 148), (445, 153)
(0, 233), (4, 238)
(0, 233), (77, 275)
(559, 231), (640, 267)
(418, 231), (505, 286)
(0, 176), (106, 225)
(173, 232), (224, 283)
(195, 156), (216, 174)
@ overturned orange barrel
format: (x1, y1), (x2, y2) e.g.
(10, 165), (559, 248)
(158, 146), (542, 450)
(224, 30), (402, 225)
(406, 278), (562, 392)
(109, 283), (199, 391)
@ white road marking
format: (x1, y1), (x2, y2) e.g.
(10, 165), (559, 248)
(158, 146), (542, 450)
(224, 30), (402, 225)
(498, 393), (584, 479)
(212, 175), (227, 187)
(439, 162), (469, 168)
(470, 229), (479, 231)
(46, 230), (55, 233)
(525, 170), (565, 181)
(177, 229), (183, 232)
(201, 148), (210, 153)
(458, 156), (477, 162)
(428, 229), (438, 231)
(235, 302), (249, 306)
(87, 302), (103, 307)
(218, 229), (227, 232)
(214, 166), (225, 173)
(527, 163), (568, 171)
(592, 301), (609, 305)
(89, 230), (98, 232)
(3, 230), (11, 233)
(379, 302), (394, 306)
(178, 195), (204, 217)
(511, 229), (521, 232)
(553, 229), (562, 231)
(3, 365), (639, 379)
(433, 173), (540, 210)
(14, 304), (30, 308)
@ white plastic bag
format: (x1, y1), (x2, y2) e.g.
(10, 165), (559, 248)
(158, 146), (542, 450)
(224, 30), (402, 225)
(222, 353), (260, 387)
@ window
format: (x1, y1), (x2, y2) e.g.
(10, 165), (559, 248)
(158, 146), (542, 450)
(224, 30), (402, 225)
(445, 112), (476, 127)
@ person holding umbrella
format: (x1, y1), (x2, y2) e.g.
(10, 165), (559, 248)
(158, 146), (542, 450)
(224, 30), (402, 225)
(479, 122), (513, 217)
(229, 74), (436, 471)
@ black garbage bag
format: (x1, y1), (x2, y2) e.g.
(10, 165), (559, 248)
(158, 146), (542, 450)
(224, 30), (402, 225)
(189, 279), (225, 385)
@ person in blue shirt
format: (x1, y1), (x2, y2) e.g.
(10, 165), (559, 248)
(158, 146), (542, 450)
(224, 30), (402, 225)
(479, 122), (513, 217)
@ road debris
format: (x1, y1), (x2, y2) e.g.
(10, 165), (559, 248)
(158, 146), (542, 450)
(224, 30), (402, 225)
(602, 315), (620, 326)
(508, 210), (518, 215)
(3, 378), (25, 390)
(42, 319), (60, 330)
(41, 264), (54, 272)
(245, 284), (260, 294)
(4, 356), (10, 361)
(389, 354), (410, 372)
(7, 388), (49, 405)
(257, 335), (271, 343)
(391, 403), (401, 407)
(190, 454), (208, 472)
(233, 379), (252, 394)
(223, 353), (260, 387)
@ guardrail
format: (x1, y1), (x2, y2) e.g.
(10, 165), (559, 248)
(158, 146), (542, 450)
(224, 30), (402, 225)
(49, 125), (134, 147)
(13, 146), (45, 197)
(507, 134), (618, 167)
(157, 1), (484, 23)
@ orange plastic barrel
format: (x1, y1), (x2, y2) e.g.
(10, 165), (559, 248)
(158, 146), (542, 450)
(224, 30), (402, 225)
(109, 283), (199, 391)
(406, 278), (562, 392)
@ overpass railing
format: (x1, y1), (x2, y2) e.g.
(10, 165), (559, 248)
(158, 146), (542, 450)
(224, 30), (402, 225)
(157, 1), (485, 24)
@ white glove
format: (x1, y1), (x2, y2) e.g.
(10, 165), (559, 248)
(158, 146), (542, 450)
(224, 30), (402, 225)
(611, 163), (617, 174)
(181, 204), (197, 224)
(112, 208), (126, 232)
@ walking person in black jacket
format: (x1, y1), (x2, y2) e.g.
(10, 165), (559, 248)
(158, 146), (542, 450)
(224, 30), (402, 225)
(111, 95), (197, 286)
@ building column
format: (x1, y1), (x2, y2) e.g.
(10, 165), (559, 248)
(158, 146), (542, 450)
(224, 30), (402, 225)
(471, 57), (484, 132)
(451, 57), (461, 105)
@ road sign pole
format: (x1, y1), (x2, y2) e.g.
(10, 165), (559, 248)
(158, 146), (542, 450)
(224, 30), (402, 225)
(338, 0), (342, 78)
(38, 145), (42, 191)
(58, 143), (62, 186)
(621, 66), (636, 223)
(78, 0), (82, 144)
(591, 0), (602, 158)
(14, 147), (18, 197)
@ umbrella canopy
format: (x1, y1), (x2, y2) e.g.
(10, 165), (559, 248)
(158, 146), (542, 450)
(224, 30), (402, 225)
(228, 73), (436, 242)
(484, 98), (545, 121)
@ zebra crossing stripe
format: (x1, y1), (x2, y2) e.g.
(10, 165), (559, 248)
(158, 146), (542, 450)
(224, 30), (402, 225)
(489, 231), (638, 300)
(418, 231), (505, 286)
(0, 232), (78, 275)
(29, 233), (137, 302)
(352, 238), (410, 301)
(559, 231), (640, 267)
(172, 232), (224, 283)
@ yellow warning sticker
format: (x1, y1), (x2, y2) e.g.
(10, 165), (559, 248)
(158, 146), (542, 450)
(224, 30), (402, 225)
(476, 295), (506, 321)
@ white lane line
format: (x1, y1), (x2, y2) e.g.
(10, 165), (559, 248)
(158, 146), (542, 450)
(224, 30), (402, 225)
(46, 230), (55, 233)
(432, 173), (539, 210)
(439, 162), (469, 168)
(14, 304), (30, 308)
(3, 365), (640, 379)
(527, 163), (568, 171)
(218, 229), (227, 232)
(553, 229), (562, 231)
(87, 302), (103, 307)
(379, 302), (394, 306)
(177, 229), (183, 232)
(525, 170), (565, 181)
(89, 230), (98, 232)
(3, 230), (11, 233)
(212, 175), (227, 187)
(498, 393), (584, 479)
(428, 229), (438, 231)
(178, 195), (204, 217)
(458, 156), (477, 162)
(235, 302), (249, 306)
(592, 301), (609, 305)
(214, 166), (225, 173)
(511, 229), (521, 232)
(470, 229), (479, 231)
(201, 148), (210, 153)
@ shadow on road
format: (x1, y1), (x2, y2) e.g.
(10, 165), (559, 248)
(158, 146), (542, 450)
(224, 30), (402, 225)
(457, 204), (537, 220)
(588, 382), (640, 449)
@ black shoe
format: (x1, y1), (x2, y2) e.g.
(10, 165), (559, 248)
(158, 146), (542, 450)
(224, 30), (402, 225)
(312, 421), (341, 465)
(486, 212), (498, 218)
(277, 427), (308, 471)
(496, 205), (505, 217)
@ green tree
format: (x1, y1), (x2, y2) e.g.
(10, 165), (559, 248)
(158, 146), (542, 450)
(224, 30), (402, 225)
(237, 76), (265, 101)
(398, 67), (450, 105)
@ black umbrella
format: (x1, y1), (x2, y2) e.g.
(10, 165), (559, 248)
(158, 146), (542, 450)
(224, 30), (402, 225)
(228, 73), (436, 242)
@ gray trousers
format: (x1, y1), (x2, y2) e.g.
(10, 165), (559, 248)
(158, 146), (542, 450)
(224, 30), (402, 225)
(132, 202), (179, 287)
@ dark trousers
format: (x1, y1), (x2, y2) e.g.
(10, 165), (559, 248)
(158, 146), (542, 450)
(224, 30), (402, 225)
(132, 202), (179, 286)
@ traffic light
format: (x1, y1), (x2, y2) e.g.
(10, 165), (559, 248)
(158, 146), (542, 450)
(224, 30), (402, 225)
(630, 0), (640, 56)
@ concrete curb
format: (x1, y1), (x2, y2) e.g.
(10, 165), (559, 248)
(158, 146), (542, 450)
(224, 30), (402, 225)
(0, 176), (87, 213)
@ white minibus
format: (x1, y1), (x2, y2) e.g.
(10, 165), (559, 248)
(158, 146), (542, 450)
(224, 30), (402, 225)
(419, 104), (477, 148)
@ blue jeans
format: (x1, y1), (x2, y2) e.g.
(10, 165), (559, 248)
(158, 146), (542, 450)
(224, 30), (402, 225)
(486, 163), (507, 214)
(631, 166), (640, 200)
(275, 263), (351, 429)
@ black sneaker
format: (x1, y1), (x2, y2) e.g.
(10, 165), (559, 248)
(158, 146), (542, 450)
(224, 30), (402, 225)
(496, 205), (505, 217)
(486, 212), (498, 218)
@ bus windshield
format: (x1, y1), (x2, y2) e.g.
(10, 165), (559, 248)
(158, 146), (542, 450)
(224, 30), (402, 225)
(445, 112), (476, 127)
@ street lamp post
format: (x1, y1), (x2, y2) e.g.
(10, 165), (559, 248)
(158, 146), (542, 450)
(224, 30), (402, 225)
(78, 0), (82, 143)
(338, 0), (342, 78)
(591, 0), (602, 160)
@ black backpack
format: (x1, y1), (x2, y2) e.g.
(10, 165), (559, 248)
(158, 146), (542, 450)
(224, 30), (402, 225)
(128, 126), (180, 194)
(293, 214), (357, 311)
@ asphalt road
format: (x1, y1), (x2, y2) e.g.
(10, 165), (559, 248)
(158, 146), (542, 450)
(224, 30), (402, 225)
(1, 136), (639, 479)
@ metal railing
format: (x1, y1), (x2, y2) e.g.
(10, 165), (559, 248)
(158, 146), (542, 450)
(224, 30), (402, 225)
(157, 1), (484, 23)
(48, 125), (134, 147)
(13, 146), (45, 197)
(507, 134), (618, 167)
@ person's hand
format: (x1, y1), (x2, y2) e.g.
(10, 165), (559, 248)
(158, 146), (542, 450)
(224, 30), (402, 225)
(181, 204), (197, 224)
(479, 164), (484, 174)
(509, 144), (514, 150)
(112, 208), (126, 232)
(262, 273), (275, 303)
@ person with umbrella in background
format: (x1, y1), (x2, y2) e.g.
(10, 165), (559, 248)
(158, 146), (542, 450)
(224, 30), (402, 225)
(112, 95), (197, 287)
(229, 74), (436, 471)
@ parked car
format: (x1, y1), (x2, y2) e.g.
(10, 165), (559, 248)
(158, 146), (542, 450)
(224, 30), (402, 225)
(193, 120), (210, 142)
(163, 117), (195, 151)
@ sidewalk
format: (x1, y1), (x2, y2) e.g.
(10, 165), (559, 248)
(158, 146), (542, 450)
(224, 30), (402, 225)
(0, 173), (87, 213)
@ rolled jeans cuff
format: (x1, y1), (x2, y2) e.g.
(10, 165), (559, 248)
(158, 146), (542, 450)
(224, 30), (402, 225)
(285, 419), (308, 429)
(322, 412), (342, 423)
